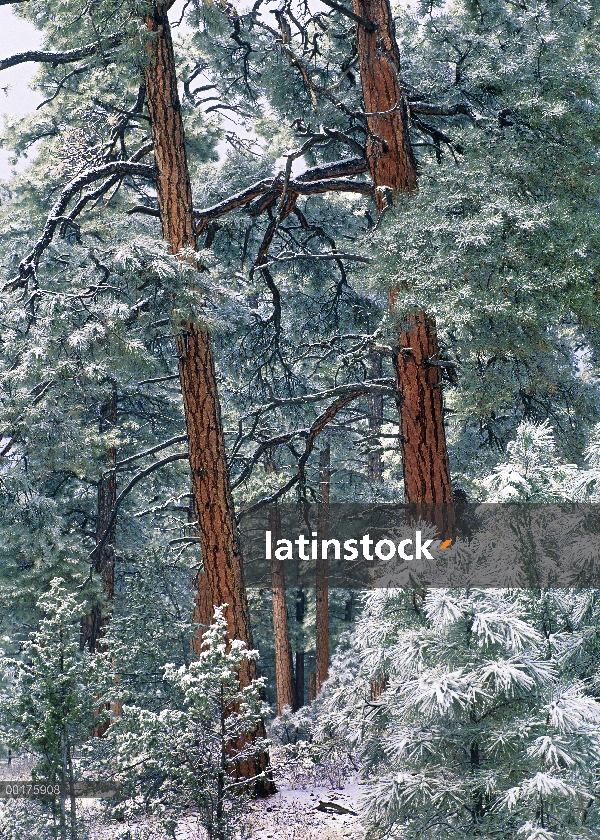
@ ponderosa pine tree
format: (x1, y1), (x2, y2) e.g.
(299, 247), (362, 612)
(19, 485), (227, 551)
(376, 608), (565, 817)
(163, 0), (600, 519)
(4, 0), (598, 523)
(142, 0), (257, 684)
(351, 0), (453, 512)
(0, 0), (259, 687)
(0, 0), (388, 716)
(265, 457), (296, 714)
(0, 0), (276, 784)
(356, 0), (600, 475)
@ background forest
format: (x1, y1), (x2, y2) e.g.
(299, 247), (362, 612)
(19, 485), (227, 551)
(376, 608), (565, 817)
(1, 0), (600, 838)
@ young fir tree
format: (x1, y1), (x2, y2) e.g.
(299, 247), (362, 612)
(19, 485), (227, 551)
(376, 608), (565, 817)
(0, 578), (112, 840)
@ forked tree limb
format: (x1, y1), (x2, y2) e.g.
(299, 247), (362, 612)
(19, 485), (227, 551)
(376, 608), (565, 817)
(89, 452), (189, 566)
(193, 158), (370, 232)
(238, 382), (395, 519)
(14, 158), (155, 283)
(127, 158), (370, 226)
(115, 434), (188, 469)
(249, 379), (394, 414)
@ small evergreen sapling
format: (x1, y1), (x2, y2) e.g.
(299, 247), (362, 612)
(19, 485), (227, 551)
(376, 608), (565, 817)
(0, 578), (112, 840)
(101, 606), (270, 840)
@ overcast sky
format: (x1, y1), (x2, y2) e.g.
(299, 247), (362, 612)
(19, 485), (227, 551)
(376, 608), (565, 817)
(0, 7), (42, 179)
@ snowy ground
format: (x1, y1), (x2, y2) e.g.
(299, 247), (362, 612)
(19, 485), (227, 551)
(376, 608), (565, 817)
(113, 781), (366, 840)
(0, 757), (366, 839)
(242, 782), (365, 840)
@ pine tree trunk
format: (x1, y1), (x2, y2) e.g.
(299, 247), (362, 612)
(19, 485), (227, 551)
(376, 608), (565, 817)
(266, 461), (296, 715)
(367, 351), (384, 483)
(295, 650), (305, 709)
(144, 2), (273, 792)
(295, 589), (306, 709)
(392, 306), (454, 520)
(315, 444), (330, 694)
(352, 0), (453, 514)
(308, 671), (317, 702)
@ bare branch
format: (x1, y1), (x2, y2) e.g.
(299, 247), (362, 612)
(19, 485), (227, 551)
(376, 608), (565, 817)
(36, 65), (89, 110)
(167, 536), (203, 547)
(318, 0), (376, 32)
(194, 160), (369, 232)
(116, 434), (188, 469)
(238, 385), (388, 519)
(0, 33), (124, 72)
(409, 101), (478, 122)
(250, 379), (394, 414)
(296, 157), (368, 182)
(137, 374), (180, 386)
(89, 452), (189, 565)
(231, 429), (308, 490)
(251, 217), (283, 336)
(127, 205), (161, 219)
(261, 251), (372, 268)
(291, 176), (372, 196)
(63, 141), (153, 229)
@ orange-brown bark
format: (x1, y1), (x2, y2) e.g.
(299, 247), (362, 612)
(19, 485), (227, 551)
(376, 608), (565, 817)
(393, 308), (453, 509)
(295, 588), (306, 709)
(144, 2), (273, 791)
(267, 485), (297, 715)
(352, 0), (417, 198)
(352, 0), (453, 516)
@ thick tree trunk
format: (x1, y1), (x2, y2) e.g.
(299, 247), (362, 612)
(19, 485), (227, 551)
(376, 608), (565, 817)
(351, 0), (417, 197)
(81, 394), (116, 654)
(178, 325), (253, 680)
(352, 0), (453, 514)
(266, 461), (296, 715)
(392, 306), (453, 513)
(315, 444), (330, 694)
(144, 2), (273, 792)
